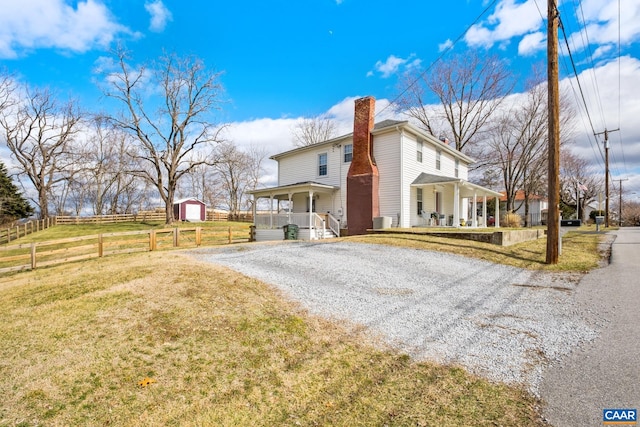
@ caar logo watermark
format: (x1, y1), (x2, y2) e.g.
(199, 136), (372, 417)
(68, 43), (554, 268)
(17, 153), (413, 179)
(603, 409), (637, 425)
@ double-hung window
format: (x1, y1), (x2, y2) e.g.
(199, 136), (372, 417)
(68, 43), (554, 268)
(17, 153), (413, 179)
(344, 144), (353, 163)
(436, 149), (441, 170)
(455, 159), (459, 177)
(417, 140), (423, 163)
(318, 153), (328, 176)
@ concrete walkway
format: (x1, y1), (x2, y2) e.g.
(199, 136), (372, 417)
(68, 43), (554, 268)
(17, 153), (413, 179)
(540, 227), (640, 426)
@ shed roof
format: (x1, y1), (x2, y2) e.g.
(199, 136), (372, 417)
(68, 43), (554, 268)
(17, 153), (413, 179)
(173, 197), (205, 205)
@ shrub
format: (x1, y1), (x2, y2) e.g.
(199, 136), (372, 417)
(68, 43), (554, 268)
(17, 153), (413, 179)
(503, 212), (522, 228)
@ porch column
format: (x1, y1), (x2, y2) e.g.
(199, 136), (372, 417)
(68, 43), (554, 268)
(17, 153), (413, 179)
(482, 195), (487, 227)
(269, 195), (274, 228)
(308, 190), (314, 239)
(494, 196), (500, 227)
(472, 191), (478, 227)
(453, 183), (460, 227)
(252, 195), (257, 224)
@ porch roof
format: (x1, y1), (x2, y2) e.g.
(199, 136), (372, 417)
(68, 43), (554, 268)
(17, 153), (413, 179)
(410, 173), (502, 198)
(249, 181), (339, 200)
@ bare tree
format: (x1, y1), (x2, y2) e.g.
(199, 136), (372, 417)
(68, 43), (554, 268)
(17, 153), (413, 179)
(180, 163), (222, 210)
(397, 50), (514, 154)
(291, 115), (336, 147)
(104, 49), (226, 224)
(479, 69), (575, 224)
(0, 86), (82, 219)
(78, 117), (142, 215)
(560, 151), (602, 222)
(0, 70), (14, 115)
(214, 142), (266, 217)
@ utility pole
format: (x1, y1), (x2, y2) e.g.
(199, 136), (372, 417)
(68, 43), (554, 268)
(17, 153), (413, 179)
(546, 0), (560, 264)
(595, 128), (619, 227)
(616, 178), (628, 226)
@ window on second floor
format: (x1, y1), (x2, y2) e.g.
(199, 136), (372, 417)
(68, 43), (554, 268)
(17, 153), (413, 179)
(436, 149), (441, 170)
(455, 159), (459, 177)
(344, 144), (353, 163)
(318, 153), (328, 176)
(417, 140), (423, 163)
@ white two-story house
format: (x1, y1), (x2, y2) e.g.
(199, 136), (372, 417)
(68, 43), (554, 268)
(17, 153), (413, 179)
(249, 96), (502, 241)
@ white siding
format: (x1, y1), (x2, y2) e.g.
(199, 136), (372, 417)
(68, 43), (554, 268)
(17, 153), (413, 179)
(373, 131), (402, 226)
(277, 144), (342, 187)
(274, 125), (473, 229)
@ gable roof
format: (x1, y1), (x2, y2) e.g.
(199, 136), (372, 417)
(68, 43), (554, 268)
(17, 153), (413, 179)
(173, 197), (205, 205)
(270, 120), (474, 164)
(499, 190), (547, 202)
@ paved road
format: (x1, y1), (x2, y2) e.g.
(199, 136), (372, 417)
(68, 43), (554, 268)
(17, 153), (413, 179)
(540, 227), (640, 426)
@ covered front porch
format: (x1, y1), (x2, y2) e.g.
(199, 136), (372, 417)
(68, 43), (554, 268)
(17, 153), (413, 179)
(411, 173), (502, 228)
(249, 182), (341, 242)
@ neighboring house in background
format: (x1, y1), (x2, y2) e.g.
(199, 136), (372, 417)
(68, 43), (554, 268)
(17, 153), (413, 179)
(499, 191), (548, 226)
(173, 198), (206, 222)
(249, 96), (502, 241)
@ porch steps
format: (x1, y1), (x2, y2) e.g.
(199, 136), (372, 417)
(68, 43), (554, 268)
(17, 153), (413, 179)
(318, 230), (338, 239)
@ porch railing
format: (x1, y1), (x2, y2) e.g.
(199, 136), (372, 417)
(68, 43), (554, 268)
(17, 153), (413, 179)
(327, 214), (340, 237)
(254, 212), (340, 237)
(254, 213), (311, 229)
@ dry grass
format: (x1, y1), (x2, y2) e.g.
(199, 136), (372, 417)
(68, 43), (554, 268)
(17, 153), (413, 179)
(345, 228), (605, 272)
(0, 252), (546, 427)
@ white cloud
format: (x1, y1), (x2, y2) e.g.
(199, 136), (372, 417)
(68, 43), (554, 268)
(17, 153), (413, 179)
(465, 0), (544, 48)
(145, 0), (173, 33)
(369, 54), (421, 79)
(576, 0), (640, 45)
(518, 31), (545, 56)
(438, 39), (454, 52)
(0, 0), (131, 58)
(565, 56), (640, 192)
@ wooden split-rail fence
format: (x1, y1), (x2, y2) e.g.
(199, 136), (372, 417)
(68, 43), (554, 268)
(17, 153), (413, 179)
(0, 226), (246, 274)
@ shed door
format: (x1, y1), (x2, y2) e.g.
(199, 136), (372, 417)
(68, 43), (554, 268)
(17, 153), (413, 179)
(185, 204), (201, 221)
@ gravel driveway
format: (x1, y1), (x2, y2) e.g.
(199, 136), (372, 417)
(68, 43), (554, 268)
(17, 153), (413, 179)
(190, 240), (601, 394)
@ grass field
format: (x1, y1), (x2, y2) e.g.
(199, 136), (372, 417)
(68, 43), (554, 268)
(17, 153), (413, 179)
(0, 223), (610, 426)
(0, 251), (546, 427)
(346, 226), (607, 272)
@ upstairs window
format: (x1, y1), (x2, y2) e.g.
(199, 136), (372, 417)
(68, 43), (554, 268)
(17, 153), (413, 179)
(417, 140), (423, 163)
(344, 144), (353, 163)
(318, 153), (328, 176)
(436, 149), (441, 170)
(455, 159), (459, 177)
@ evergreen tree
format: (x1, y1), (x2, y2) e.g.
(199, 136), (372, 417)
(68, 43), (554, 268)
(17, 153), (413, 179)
(0, 162), (34, 223)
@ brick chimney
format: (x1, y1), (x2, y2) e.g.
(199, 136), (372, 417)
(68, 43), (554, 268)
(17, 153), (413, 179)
(346, 96), (379, 235)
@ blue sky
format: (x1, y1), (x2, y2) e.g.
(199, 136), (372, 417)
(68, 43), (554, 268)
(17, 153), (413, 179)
(1, 0), (640, 195)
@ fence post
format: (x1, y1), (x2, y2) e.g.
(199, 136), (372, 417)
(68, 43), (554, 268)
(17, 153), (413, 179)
(149, 230), (156, 251)
(228, 226), (232, 244)
(174, 227), (179, 247)
(15, 226), (19, 239)
(6, 228), (10, 243)
(195, 227), (202, 246)
(31, 243), (36, 270)
(98, 234), (104, 257)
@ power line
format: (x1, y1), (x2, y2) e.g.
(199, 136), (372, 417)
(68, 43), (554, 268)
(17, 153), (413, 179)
(375, 0), (499, 119)
(574, 0), (608, 128)
(558, 15), (599, 140)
